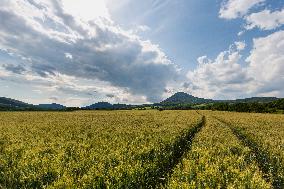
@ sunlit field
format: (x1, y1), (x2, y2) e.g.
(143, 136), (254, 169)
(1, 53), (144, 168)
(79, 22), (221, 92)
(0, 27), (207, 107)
(0, 110), (283, 188)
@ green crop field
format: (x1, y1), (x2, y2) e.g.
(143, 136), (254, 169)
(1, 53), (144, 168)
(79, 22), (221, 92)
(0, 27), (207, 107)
(0, 110), (283, 188)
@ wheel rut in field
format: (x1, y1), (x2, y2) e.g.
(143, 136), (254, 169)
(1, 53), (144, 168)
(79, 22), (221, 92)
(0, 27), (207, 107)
(214, 117), (284, 189)
(117, 115), (206, 189)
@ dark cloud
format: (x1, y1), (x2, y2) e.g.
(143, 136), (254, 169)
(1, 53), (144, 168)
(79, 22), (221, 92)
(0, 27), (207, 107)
(0, 0), (178, 102)
(182, 82), (190, 89)
(49, 96), (58, 101)
(32, 64), (56, 77)
(106, 94), (115, 98)
(4, 64), (26, 74)
(26, 0), (46, 10)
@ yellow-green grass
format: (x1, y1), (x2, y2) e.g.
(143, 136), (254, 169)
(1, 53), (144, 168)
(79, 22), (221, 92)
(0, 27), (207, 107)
(0, 110), (202, 188)
(209, 111), (284, 187)
(167, 116), (271, 188)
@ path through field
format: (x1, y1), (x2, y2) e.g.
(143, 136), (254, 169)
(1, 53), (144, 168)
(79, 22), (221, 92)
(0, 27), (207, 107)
(0, 110), (283, 188)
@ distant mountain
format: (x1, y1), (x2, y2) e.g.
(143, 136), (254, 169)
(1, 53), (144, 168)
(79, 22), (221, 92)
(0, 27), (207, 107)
(84, 102), (137, 110)
(0, 94), (281, 111)
(160, 92), (280, 105)
(160, 92), (213, 105)
(85, 102), (113, 110)
(37, 103), (66, 110)
(234, 97), (279, 103)
(0, 97), (33, 110)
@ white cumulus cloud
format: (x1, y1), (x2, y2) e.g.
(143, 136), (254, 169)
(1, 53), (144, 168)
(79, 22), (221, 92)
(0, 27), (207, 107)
(219, 0), (264, 19)
(186, 42), (252, 99)
(185, 30), (284, 99)
(234, 41), (246, 50)
(246, 30), (284, 96)
(245, 9), (284, 30)
(0, 0), (179, 103)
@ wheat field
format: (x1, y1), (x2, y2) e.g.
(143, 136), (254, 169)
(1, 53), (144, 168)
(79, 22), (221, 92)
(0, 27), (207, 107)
(0, 110), (283, 188)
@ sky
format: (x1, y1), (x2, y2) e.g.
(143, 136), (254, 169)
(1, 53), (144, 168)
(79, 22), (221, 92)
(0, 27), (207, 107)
(0, 0), (283, 106)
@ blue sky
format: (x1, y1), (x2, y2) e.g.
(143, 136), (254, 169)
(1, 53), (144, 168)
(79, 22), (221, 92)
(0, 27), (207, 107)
(0, 0), (283, 106)
(109, 0), (284, 69)
(109, 0), (236, 70)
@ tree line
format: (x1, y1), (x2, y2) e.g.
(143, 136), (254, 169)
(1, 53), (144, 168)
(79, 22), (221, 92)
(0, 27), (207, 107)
(157, 99), (284, 113)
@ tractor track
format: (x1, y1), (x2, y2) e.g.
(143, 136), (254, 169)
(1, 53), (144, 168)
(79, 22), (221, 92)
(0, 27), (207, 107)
(117, 115), (206, 189)
(214, 116), (284, 189)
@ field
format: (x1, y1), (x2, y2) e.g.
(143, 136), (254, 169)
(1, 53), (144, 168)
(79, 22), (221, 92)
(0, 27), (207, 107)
(0, 110), (283, 188)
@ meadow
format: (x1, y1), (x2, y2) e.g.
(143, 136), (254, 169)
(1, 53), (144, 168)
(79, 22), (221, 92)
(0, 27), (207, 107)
(0, 110), (283, 188)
